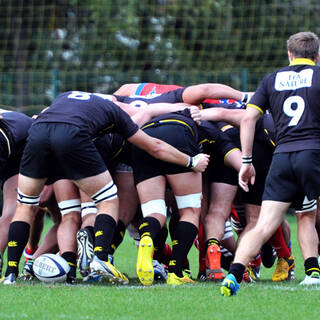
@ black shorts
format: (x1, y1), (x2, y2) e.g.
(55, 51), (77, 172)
(263, 150), (320, 206)
(208, 156), (238, 185)
(132, 122), (199, 185)
(208, 127), (239, 186)
(20, 123), (107, 183)
(242, 140), (273, 205)
(0, 136), (23, 188)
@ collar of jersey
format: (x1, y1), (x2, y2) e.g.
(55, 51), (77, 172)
(289, 58), (315, 66)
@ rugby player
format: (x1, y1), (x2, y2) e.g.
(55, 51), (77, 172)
(0, 91), (209, 285)
(221, 31), (320, 296)
(132, 107), (242, 286)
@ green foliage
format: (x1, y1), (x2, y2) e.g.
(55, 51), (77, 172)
(0, 1), (320, 113)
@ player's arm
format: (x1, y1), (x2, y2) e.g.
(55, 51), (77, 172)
(224, 148), (242, 172)
(113, 83), (140, 96)
(192, 107), (245, 128)
(128, 129), (210, 172)
(238, 105), (262, 192)
(131, 102), (193, 127)
(182, 83), (253, 105)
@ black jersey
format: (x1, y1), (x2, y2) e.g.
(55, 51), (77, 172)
(249, 58), (320, 153)
(35, 91), (139, 139)
(141, 108), (198, 141)
(113, 88), (185, 106)
(201, 102), (246, 110)
(0, 111), (33, 154)
(198, 121), (238, 159)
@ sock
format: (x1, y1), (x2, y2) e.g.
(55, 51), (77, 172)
(61, 251), (77, 269)
(138, 216), (161, 240)
(168, 214), (179, 240)
(168, 221), (198, 277)
(304, 257), (320, 276)
(205, 238), (220, 251)
(109, 220), (126, 255)
(153, 226), (168, 262)
(197, 224), (206, 272)
(228, 263), (246, 284)
(268, 226), (291, 258)
(24, 244), (39, 263)
(94, 214), (116, 261)
(220, 250), (234, 271)
(5, 221), (30, 277)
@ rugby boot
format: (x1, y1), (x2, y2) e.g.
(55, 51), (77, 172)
(220, 274), (239, 296)
(166, 272), (195, 285)
(153, 260), (167, 281)
(20, 259), (35, 280)
(0, 273), (16, 285)
(300, 272), (320, 285)
(136, 235), (154, 286)
(90, 255), (129, 285)
(272, 255), (295, 282)
(77, 228), (94, 277)
(205, 244), (225, 280)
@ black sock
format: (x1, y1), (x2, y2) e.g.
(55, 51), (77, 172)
(228, 263), (246, 283)
(5, 221), (30, 277)
(168, 221), (198, 277)
(205, 238), (220, 250)
(138, 216), (161, 240)
(221, 252), (234, 271)
(304, 257), (320, 276)
(168, 214), (179, 240)
(94, 214), (116, 261)
(61, 251), (77, 269)
(110, 220), (126, 254)
(153, 227), (168, 262)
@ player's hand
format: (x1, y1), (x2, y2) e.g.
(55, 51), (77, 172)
(238, 164), (256, 192)
(191, 153), (210, 172)
(189, 105), (201, 125)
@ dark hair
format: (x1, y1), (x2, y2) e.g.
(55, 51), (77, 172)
(287, 32), (319, 61)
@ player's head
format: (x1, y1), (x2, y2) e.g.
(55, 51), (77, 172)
(287, 31), (319, 61)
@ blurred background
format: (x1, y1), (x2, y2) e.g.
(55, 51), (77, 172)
(0, 0), (319, 114)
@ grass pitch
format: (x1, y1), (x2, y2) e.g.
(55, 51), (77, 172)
(0, 214), (319, 320)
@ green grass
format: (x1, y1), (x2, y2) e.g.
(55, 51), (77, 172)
(0, 214), (319, 320)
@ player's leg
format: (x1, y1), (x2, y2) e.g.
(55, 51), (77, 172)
(110, 170), (139, 258)
(135, 175), (167, 286)
(204, 182), (238, 280)
(221, 200), (290, 296)
(75, 170), (129, 284)
(297, 208), (320, 285)
(0, 175), (18, 276)
(76, 191), (97, 279)
(54, 180), (81, 283)
(165, 171), (202, 285)
(1, 174), (46, 284)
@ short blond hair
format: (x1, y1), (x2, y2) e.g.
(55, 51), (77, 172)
(287, 32), (319, 61)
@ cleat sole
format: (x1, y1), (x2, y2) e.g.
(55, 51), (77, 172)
(136, 236), (154, 286)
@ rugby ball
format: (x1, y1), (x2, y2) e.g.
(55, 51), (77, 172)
(33, 254), (70, 283)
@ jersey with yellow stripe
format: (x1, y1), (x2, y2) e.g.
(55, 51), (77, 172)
(249, 59), (320, 153)
(198, 121), (238, 160)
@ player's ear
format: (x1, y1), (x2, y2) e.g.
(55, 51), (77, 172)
(315, 52), (320, 63)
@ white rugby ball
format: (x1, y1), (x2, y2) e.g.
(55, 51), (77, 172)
(33, 254), (70, 283)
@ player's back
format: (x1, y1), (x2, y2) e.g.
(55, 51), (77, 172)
(251, 61), (320, 153)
